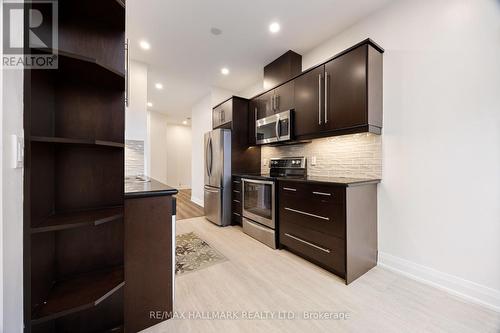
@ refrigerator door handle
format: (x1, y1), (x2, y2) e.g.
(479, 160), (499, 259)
(209, 136), (213, 176)
(205, 136), (211, 177)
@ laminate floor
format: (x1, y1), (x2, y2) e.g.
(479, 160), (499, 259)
(175, 189), (204, 221)
(144, 217), (500, 333)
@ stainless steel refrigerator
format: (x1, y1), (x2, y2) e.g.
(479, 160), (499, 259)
(204, 129), (231, 226)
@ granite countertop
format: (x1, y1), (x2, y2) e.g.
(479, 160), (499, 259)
(125, 176), (178, 199)
(233, 173), (380, 186)
(279, 176), (381, 187)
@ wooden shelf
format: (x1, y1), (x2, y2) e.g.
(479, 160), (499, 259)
(31, 267), (124, 325)
(31, 136), (124, 148)
(31, 206), (123, 234)
(32, 48), (125, 79)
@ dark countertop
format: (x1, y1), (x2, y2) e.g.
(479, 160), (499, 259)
(233, 173), (380, 187)
(125, 176), (178, 199)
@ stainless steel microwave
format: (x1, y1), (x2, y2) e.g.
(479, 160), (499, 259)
(255, 110), (292, 145)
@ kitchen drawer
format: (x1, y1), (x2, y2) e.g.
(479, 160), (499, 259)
(280, 224), (345, 276)
(279, 181), (345, 206)
(232, 178), (242, 191)
(280, 203), (345, 239)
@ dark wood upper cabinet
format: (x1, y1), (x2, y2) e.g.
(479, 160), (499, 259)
(251, 80), (295, 121)
(250, 39), (383, 142)
(293, 65), (325, 137)
(274, 80), (295, 114)
(324, 44), (367, 131)
(213, 99), (233, 129)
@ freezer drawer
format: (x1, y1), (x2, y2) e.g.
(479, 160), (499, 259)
(204, 185), (231, 226)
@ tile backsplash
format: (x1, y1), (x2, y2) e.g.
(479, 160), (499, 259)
(261, 133), (382, 179)
(125, 140), (145, 177)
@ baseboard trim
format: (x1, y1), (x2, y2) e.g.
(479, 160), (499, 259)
(378, 252), (500, 313)
(191, 196), (203, 208)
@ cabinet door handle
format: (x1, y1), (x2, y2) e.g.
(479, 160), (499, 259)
(318, 73), (322, 125)
(233, 199), (241, 203)
(233, 181), (241, 184)
(312, 191), (332, 197)
(285, 233), (331, 253)
(324, 72), (328, 124)
(233, 190), (240, 193)
(284, 207), (330, 221)
(275, 95), (280, 110)
(233, 212), (241, 217)
(283, 187), (297, 192)
(221, 110), (224, 122)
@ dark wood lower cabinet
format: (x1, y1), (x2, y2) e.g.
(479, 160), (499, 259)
(124, 195), (175, 333)
(231, 177), (243, 225)
(279, 180), (378, 284)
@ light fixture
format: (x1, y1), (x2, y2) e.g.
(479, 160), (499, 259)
(221, 67), (230, 75)
(155, 83), (163, 90)
(269, 22), (281, 33)
(147, 102), (153, 107)
(139, 40), (151, 50)
(182, 120), (188, 125)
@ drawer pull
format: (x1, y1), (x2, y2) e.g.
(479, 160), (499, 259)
(312, 191), (332, 197)
(283, 187), (297, 192)
(284, 207), (330, 221)
(233, 212), (241, 217)
(233, 199), (241, 203)
(233, 190), (241, 193)
(233, 181), (241, 184)
(285, 233), (331, 253)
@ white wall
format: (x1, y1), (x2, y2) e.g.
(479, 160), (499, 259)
(1, 9), (24, 332)
(165, 124), (192, 189)
(190, 87), (235, 206)
(148, 111), (168, 183)
(298, 0), (500, 310)
(125, 60), (149, 173)
(190, 95), (212, 206)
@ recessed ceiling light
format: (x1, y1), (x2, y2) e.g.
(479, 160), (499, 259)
(139, 40), (151, 50)
(210, 27), (222, 36)
(147, 102), (153, 107)
(182, 120), (188, 125)
(269, 22), (281, 33)
(155, 83), (163, 90)
(221, 67), (230, 75)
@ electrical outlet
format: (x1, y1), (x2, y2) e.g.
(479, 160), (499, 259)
(311, 156), (317, 166)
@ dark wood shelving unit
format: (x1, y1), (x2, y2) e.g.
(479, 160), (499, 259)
(24, 1), (125, 332)
(31, 207), (124, 234)
(31, 267), (124, 325)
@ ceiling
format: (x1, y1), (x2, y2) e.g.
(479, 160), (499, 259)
(127, 0), (395, 122)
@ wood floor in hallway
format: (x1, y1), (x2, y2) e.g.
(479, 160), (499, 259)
(143, 217), (500, 333)
(175, 189), (204, 220)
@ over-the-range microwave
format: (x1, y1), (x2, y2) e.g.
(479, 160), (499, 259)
(255, 110), (292, 145)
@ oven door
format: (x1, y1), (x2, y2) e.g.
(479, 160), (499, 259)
(256, 110), (291, 144)
(242, 179), (275, 229)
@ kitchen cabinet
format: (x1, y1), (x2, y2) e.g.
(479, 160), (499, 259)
(231, 176), (242, 225)
(278, 179), (378, 284)
(213, 98), (233, 129)
(294, 43), (383, 138)
(293, 65), (325, 137)
(251, 80), (295, 120)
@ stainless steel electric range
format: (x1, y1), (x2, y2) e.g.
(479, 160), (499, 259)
(240, 157), (306, 249)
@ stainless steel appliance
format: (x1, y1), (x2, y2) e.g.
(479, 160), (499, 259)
(241, 156), (306, 249)
(204, 129), (232, 226)
(255, 110), (292, 145)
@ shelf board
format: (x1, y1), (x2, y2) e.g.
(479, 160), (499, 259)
(32, 47), (125, 79)
(31, 136), (124, 148)
(31, 206), (123, 234)
(31, 267), (124, 325)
